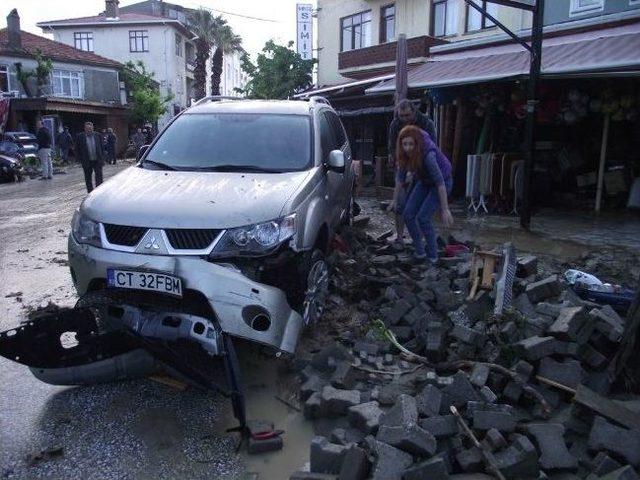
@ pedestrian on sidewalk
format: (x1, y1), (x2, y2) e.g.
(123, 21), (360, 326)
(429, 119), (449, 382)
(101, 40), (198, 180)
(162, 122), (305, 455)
(35, 119), (53, 180)
(105, 128), (117, 165)
(130, 128), (146, 158)
(387, 100), (437, 249)
(56, 126), (73, 164)
(393, 125), (453, 264)
(76, 121), (104, 193)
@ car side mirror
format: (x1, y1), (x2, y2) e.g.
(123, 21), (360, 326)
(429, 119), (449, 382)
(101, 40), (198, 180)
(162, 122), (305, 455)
(327, 150), (345, 173)
(137, 144), (150, 161)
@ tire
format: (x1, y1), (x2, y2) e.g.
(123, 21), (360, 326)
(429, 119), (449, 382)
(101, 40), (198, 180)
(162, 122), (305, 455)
(293, 248), (330, 328)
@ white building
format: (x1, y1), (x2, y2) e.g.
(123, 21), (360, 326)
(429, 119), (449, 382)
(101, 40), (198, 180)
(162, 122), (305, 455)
(38, 0), (194, 129)
(219, 49), (248, 97)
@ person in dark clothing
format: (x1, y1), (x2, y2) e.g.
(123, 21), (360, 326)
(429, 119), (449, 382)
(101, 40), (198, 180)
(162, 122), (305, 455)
(56, 126), (73, 164)
(387, 100), (437, 249)
(105, 128), (117, 165)
(75, 121), (104, 193)
(36, 119), (53, 180)
(144, 128), (154, 145)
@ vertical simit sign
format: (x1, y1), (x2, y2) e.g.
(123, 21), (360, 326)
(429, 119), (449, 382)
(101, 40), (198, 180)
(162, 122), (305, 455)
(296, 4), (313, 60)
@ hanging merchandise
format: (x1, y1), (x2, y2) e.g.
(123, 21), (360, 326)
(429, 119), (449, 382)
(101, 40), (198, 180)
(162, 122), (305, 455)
(559, 89), (590, 125)
(598, 89), (638, 122)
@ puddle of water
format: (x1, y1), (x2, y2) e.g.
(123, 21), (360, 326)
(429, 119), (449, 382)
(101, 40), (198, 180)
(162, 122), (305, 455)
(220, 344), (313, 480)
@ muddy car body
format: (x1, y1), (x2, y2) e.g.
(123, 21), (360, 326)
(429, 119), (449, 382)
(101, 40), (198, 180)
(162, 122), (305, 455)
(68, 97), (354, 355)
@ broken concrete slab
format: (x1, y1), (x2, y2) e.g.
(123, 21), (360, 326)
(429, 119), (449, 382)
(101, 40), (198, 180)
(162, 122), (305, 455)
(311, 436), (348, 475)
(376, 423), (437, 456)
(526, 423), (578, 471)
(348, 401), (384, 435)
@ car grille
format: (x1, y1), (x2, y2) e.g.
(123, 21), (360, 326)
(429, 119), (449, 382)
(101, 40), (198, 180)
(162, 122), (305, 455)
(103, 224), (147, 247)
(165, 229), (221, 250)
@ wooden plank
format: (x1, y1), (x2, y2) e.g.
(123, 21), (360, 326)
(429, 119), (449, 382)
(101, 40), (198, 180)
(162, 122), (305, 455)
(149, 375), (189, 391)
(481, 257), (496, 289)
(574, 384), (640, 431)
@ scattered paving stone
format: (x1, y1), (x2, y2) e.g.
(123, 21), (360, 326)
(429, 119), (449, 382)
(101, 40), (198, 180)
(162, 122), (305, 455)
(598, 466), (640, 480)
(517, 255), (538, 278)
(592, 452), (622, 476)
(588, 416), (640, 467)
(494, 433), (540, 479)
(548, 306), (595, 344)
(402, 456), (450, 480)
(419, 415), (460, 438)
(331, 362), (356, 390)
(526, 275), (562, 303)
(310, 436), (348, 474)
(450, 325), (486, 347)
(590, 307), (625, 342)
(473, 410), (517, 432)
(385, 299), (413, 326)
(442, 371), (482, 408)
(302, 375), (326, 401)
(312, 345), (354, 373)
(353, 341), (380, 357)
(456, 447), (484, 473)
(415, 384), (442, 418)
(368, 439), (413, 480)
(338, 445), (370, 480)
(305, 392), (324, 419)
(377, 423), (437, 456)
(379, 394), (418, 428)
(538, 358), (585, 390)
(526, 423), (577, 471)
(470, 364), (490, 388)
(515, 336), (556, 361)
(322, 386), (361, 416)
(480, 386), (498, 404)
(579, 344), (608, 370)
(483, 428), (507, 452)
(348, 401), (384, 434)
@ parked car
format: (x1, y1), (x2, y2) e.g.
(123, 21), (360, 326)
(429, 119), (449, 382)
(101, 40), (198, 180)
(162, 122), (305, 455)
(1, 131), (39, 166)
(0, 153), (24, 182)
(69, 96), (354, 348)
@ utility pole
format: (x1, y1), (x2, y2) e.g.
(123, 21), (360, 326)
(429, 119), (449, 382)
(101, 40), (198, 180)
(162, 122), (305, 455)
(520, 0), (545, 229)
(463, 0), (545, 229)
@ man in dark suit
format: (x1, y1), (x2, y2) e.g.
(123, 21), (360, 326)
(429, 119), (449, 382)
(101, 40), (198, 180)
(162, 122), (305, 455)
(75, 121), (104, 193)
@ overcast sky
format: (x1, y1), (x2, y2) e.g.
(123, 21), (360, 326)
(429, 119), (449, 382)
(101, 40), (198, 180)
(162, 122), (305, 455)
(9, 0), (317, 59)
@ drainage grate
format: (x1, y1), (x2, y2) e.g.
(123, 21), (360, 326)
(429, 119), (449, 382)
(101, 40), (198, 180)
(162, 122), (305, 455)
(165, 229), (220, 250)
(103, 224), (147, 247)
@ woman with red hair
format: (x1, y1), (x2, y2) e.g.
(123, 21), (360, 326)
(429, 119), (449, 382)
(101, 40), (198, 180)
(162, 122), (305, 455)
(392, 125), (453, 263)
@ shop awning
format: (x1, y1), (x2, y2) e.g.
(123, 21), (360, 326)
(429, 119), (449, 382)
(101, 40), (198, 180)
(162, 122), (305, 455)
(366, 21), (640, 94)
(10, 97), (129, 116)
(294, 74), (394, 99)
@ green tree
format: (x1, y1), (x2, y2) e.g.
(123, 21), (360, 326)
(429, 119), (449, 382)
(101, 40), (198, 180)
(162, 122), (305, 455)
(122, 61), (172, 125)
(208, 18), (243, 96)
(188, 8), (217, 100)
(238, 41), (315, 99)
(13, 49), (53, 97)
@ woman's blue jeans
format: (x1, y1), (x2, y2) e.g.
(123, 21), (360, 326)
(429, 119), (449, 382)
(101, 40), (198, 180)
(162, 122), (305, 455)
(402, 178), (453, 260)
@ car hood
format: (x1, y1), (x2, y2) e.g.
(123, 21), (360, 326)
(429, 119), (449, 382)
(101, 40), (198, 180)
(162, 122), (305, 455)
(82, 166), (311, 229)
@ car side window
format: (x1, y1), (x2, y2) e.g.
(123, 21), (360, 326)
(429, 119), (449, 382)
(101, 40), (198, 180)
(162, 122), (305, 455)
(319, 111), (336, 163)
(324, 111), (347, 150)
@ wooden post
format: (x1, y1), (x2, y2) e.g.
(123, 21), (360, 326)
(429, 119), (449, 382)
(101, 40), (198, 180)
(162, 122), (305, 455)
(451, 97), (466, 173)
(595, 114), (611, 214)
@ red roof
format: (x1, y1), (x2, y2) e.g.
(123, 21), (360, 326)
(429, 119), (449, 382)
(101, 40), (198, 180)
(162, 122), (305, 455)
(0, 28), (122, 69)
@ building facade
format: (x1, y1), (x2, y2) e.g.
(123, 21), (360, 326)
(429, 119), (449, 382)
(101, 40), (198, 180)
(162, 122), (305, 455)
(1, 9), (129, 153)
(317, 0), (531, 86)
(37, 0), (194, 129)
(219, 49), (248, 97)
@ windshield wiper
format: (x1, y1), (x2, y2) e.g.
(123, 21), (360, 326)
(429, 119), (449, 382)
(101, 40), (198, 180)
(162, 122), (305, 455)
(195, 165), (283, 173)
(141, 159), (177, 171)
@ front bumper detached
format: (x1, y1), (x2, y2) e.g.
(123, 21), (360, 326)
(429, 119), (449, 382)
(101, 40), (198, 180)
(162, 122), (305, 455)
(68, 236), (303, 354)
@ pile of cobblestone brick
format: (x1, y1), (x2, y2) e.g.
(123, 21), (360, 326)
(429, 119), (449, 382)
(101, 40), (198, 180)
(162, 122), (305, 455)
(290, 228), (640, 480)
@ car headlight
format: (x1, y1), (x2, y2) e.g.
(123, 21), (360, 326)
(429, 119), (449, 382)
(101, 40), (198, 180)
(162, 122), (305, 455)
(210, 214), (296, 258)
(71, 210), (102, 248)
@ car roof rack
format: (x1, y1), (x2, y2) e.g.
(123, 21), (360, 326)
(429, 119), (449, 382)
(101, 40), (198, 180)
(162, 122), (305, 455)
(192, 95), (245, 106)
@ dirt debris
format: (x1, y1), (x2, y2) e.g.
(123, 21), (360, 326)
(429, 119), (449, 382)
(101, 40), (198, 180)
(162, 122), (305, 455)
(292, 223), (640, 480)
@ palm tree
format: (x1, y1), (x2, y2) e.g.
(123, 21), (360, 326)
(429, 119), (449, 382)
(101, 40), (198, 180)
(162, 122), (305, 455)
(187, 8), (217, 100)
(208, 17), (243, 97)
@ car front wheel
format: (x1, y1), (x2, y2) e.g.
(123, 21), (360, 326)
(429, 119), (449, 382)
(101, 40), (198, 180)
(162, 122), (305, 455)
(301, 249), (329, 328)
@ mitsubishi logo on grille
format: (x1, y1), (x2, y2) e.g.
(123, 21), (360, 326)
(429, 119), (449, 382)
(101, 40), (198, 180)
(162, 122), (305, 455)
(145, 236), (160, 250)
(136, 229), (168, 255)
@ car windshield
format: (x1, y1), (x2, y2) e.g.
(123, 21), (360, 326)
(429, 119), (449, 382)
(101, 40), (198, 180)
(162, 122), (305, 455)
(144, 113), (312, 172)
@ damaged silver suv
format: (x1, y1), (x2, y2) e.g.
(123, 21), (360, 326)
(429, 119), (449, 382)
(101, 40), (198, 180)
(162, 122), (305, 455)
(70, 97), (354, 353)
(0, 97), (353, 431)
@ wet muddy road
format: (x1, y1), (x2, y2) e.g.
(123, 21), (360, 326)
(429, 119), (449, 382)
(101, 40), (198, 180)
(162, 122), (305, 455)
(0, 166), (315, 480)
